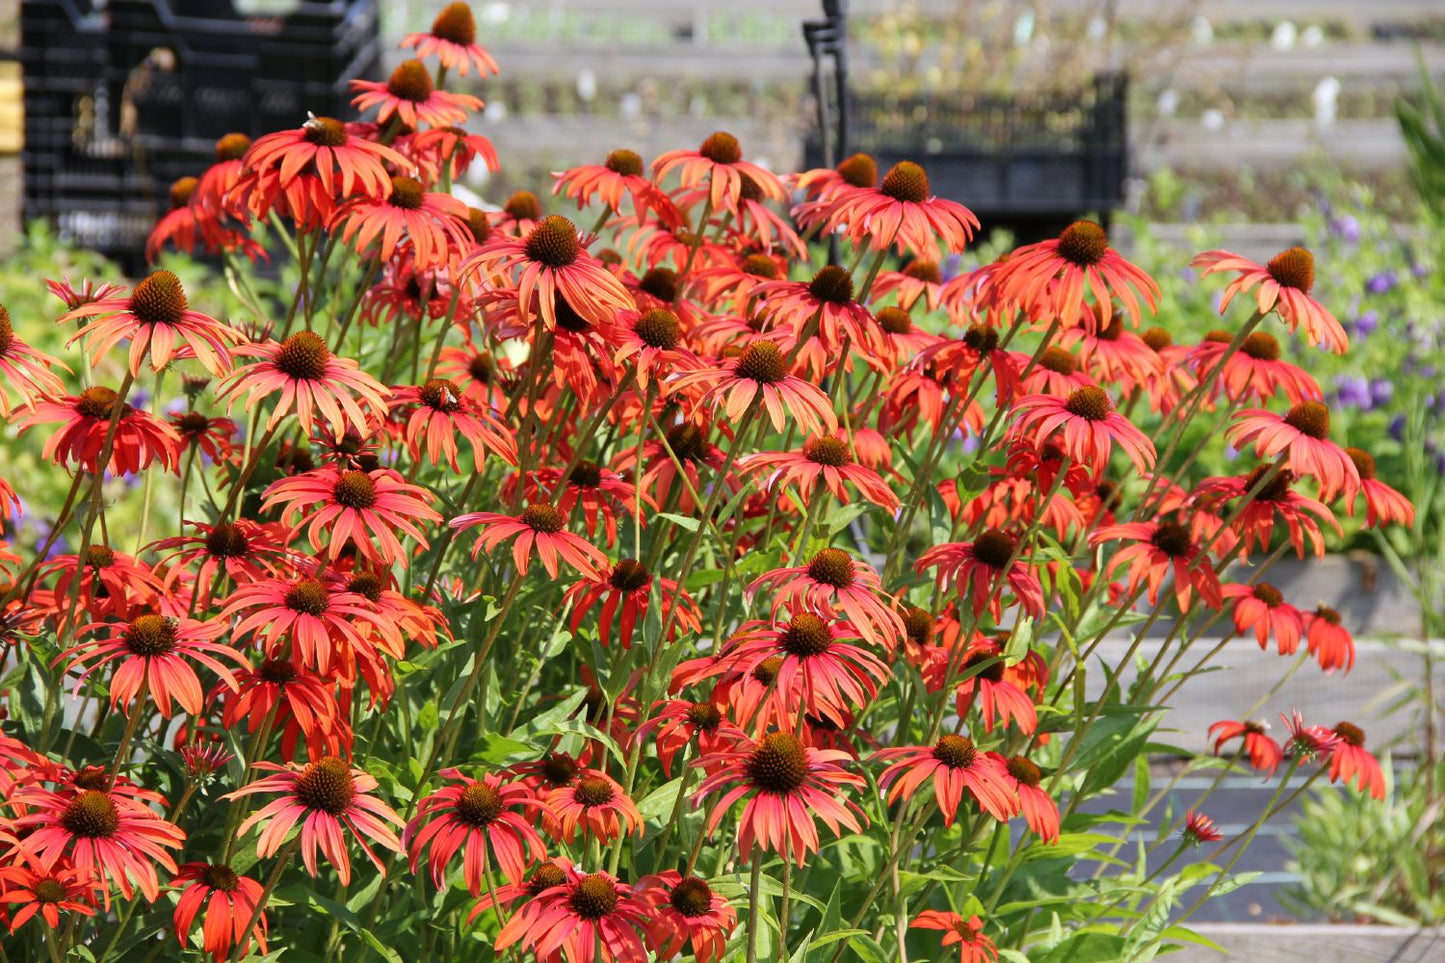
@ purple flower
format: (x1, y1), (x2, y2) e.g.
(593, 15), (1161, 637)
(942, 253), (963, 282)
(1365, 271), (1397, 295)
(1412, 262), (1429, 280)
(1329, 214), (1360, 242)
(1335, 375), (1371, 410)
(1369, 379), (1393, 406)
(1180, 267), (1198, 284)
(1389, 415), (1407, 441)
(1353, 310), (1379, 337)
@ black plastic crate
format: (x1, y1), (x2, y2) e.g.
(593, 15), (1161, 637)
(804, 74), (1129, 239)
(21, 0), (379, 266)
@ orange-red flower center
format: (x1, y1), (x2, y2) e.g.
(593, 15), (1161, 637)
(1283, 401), (1330, 439)
(698, 131), (741, 165)
(747, 732), (808, 794)
(520, 503), (565, 534)
(1316, 604), (1341, 625)
(963, 650), (1006, 683)
(169, 177), (198, 209)
(666, 423), (708, 461)
(669, 876), (714, 916)
(303, 116), (348, 148)
(61, 790), (119, 838)
(431, 1), (477, 44)
(932, 734), (978, 769)
(83, 544), (115, 568)
(804, 435), (852, 467)
(1056, 220), (1109, 267)
(902, 606), (934, 644)
(741, 253), (779, 279)
(285, 579), (330, 616)
(528, 863), (567, 894)
(202, 863), (240, 892)
(1006, 755), (1042, 787)
(604, 148), (644, 177)
(76, 386), (122, 420)
(1241, 331), (1281, 361)
(1345, 447), (1376, 480)
(466, 206), (492, 243)
(971, 529), (1016, 569)
(903, 259), (941, 283)
(33, 878), (68, 903)
(569, 874), (620, 919)
(455, 782), (504, 825)
(386, 59), (434, 102)
(875, 306), (912, 335)
(524, 215), (581, 268)
(388, 176), (425, 210)
(1267, 246), (1315, 293)
(639, 266), (678, 302)
(126, 614), (178, 657)
(419, 378), (461, 411)
(879, 160), (929, 204)
(608, 558), (651, 592)
(130, 270), (188, 326)
(1064, 386), (1112, 422)
(504, 191), (542, 221)
(540, 752), (580, 787)
(634, 308), (681, 349)
(807, 548), (856, 588)
(1039, 346), (1077, 375)
(733, 341), (789, 384)
(1252, 582), (1284, 607)
(1244, 464), (1293, 501)
(780, 612), (833, 657)
(467, 352), (495, 384)
(274, 331), (331, 381)
(295, 756), (355, 814)
(1150, 522), (1193, 558)
(962, 325), (999, 354)
(0, 305), (13, 354)
(836, 152), (878, 188)
(1140, 326), (1173, 352)
(346, 571), (384, 602)
(259, 658), (298, 684)
(215, 132), (251, 161)
(1333, 721), (1365, 747)
(685, 701), (722, 731)
(333, 470), (378, 509)
(573, 776), (615, 807)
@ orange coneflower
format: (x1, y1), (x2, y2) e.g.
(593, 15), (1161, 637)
(633, 699), (744, 776)
(555, 149), (679, 224)
(350, 59), (482, 129)
(460, 214), (635, 330)
(1002, 755), (1059, 843)
(0, 303), (67, 415)
(168, 410), (239, 466)
(752, 264), (883, 358)
(820, 160), (978, 257)
(406, 770), (546, 893)
(0, 855), (101, 931)
(993, 220), (1159, 331)
(262, 465), (441, 569)
(220, 658), (348, 763)
(220, 575), (402, 676)
(1183, 810), (1223, 844)
(1304, 605), (1355, 673)
(20, 387), (183, 476)
(669, 339), (838, 436)
(60, 614), (245, 717)
(64, 270), (237, 379)
(1326, 722), (1385, 799)
(873, 736), (1017, 826)
(1192, 466), (1339, 559)
(1221, 582), (1304, 655)
(390, 378), (517, 471)
(544, 769), (643, 844)
(562, 558), (702, 651)
(693, 730), (865, 865)
(916, 530), (1045, 621)
(449, 503), (609, 579)
(638, 872), (738, 963)
(331, 175), (473, 271)
(1011, 386), (1157, 475)
(401, 2), (499, 76)
(739, 433), (898, 510)
(747, 548), (903, 652)
(1187, 329), (1322, 406)
(171, 862), (269, 962)
(193, 132), (252, 214)
(218, 331), (391, 438)
(1192, 246), (1347, 354)
(495, 867), (652, 963)
(1343, 448), (1414, 529)
(228, 756), (404, 885)
(230, 117), (407, 225)
(1227, 401), (1359, 500)
(912, 910), (999, 963)
(1208, 719), (1283, 776)
(653, 130), (786, 213)
(406, 125), (499, 182)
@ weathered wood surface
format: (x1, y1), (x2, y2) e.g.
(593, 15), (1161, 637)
(1167, 924), (1444, 962)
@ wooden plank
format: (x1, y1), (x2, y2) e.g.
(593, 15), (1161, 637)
(1166, 924), (1444, 962)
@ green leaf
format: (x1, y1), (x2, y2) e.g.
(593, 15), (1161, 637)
(1031, 932), (1127, 963)
(657, 511), (700, 532)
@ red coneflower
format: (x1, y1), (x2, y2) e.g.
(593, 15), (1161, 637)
(510, 460), (648, 548)
(633, 699), (744, 776)
(1002, 755), (1058, 843)
(1227, 402), (1359, 500)
(63, 270), (242, 377)
(400, 2), (500, 76)
(1192, 247), (1347, 354)
(450, 503), (610, 579)
(1208, 719), (1283, 776)
(60, 614), (245, 717)
(1188, 328), (1322, 405)
(874, 305), (944, 364)
(461, 214), (635, 330)
(407, 125), (500, 183)
(669, 339), (838, 436)
(221, 658), (348, 762)
(916, 529), (1045, 621)
(912, 910), (999, 963)
(219, 331), (391, 438)
(653, 130), (786, 212)
(554, 149), (678, 224)
(228, 756), (404, 885)
(611, 307), (700, 389)
(169, 410), (238, 465)
(562, 558), (702, 650)
(231, 117), (407, 224)
(1090, 521), (1223, 610)
(1192, 466), (1339, 560)
(0, 856), (100, 931)
(171, 862), (268, 962)
(738, 433), (899, 510)
(1281, 709), (1340, 762)
(992, 220), (1159, 330)
(694, 730), (865, 865)
(152, 520), (287, 601)
(406, 769), (546, 893)
(752, 264), (882, 354)
(350, 59), (482, 129)
(544, 769), (643, 843)
(21, 387), (183, 476)
(937, 636), (1043, 734)
(1011, 387), (1157, 474)
(1063, 312), (1165, 391)
(332, 175), (473, 270)
(873, 736), (1017, 826)
(1326, 722), (1385, 800)
(872, 258), (946, 312)
(1343, 448), (1414, 529)
(391, 378), (516, 471)
(9, 784), (185, 905)
(1182, 809), (1223, 844)
(262, 465), (441, 568)
(747, 548), (904, 652)
(1221, 582), (1304, 655)
(1304, 605), (1354, 673)
(495, 867), (652, 963)
(221, 575), (402, 676)
(1020, 345), (1092, 397)
(34, 545), (163, 630)
(193, 132), (251, 214)
(821, 160), (978, 256)
(0, 303), (66, 414)
(723, 609), (891, 728)
(638, 872), (738, 963)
